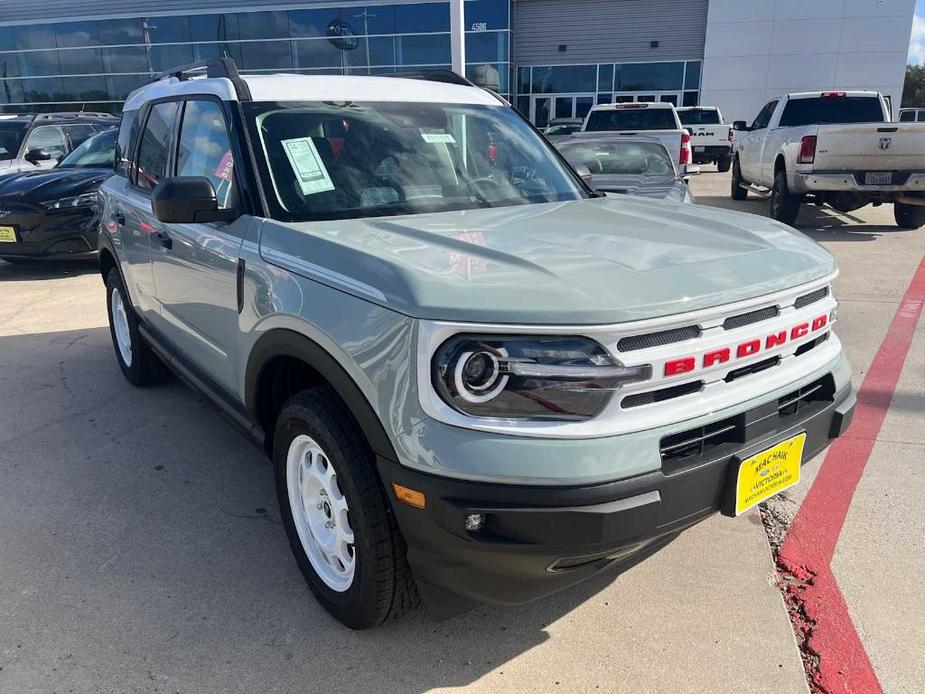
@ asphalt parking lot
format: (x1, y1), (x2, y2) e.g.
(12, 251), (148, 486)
(1, 170), (922, 694)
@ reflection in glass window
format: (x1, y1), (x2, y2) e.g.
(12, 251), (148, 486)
(24, 126), (68, 158)
(289, 9), (341, 38)
(150, 44), (195, 72)
(147, 16), (191, 44)
(684, 61), (701, 90)
(397, 34), (450, 65)
(189, 14), (239, 42)
(102, 47), (149, 74)
(98, 18), (144, 45)
(597, 65), (614, 93)
(517, 67), (530, 93)
(0, 80), (25, 105)
(395, 3), (449, 32)
(467, 63), (506, 92)
(465, 0), (509, 29)
(683, 91), (699, 107)
(193, 43), (243, 66)
(0, 53), (21, 79)
(64, 76), (108, 101)
(532, 65), (596, 94)
(465, 31), (507, 63)
(237, 11), (290, 40)
(176, 100), (237, 209)
(107, 75), (148, 102)
(293, 38), (343, 69)
(0, 27), (14, 52)
(19, 50), (61, 77)
(136, 101), (179, 191)
(15, 25), (55, 51)
(617, 62), (684, 91)
(55, 22), (100, 48)
(241, 41), (293, 70)
(63, 48), (103, 75)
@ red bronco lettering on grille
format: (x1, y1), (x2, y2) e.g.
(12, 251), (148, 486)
(663, 313), (829, 377)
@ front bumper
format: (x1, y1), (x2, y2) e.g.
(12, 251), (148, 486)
(0, 204), (99, 259)
(379, 376), (855, 619)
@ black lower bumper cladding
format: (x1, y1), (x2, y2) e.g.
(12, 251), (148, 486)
(378, 376), (855, 619)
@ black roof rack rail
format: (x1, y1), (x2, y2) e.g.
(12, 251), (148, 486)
(34, 111), (117, 120)
(151, 56), (252, 102)
(387, 69), (475, 88)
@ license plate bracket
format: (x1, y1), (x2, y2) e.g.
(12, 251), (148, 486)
(727, 433), (806, 516)
(864, 171), (892, 185)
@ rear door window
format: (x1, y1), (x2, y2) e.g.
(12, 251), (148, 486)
(778, 97), (885, 127)
(135, 101), (180, 191)
(584, 108), (678, 131)
(175, 99), (237, 210)
(64, 124), (97, 149)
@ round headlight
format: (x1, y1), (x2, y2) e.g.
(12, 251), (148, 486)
(454, 350), (507, 403)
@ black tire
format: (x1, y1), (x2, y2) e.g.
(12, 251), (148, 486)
(770, 169), (801, 226)
(105, 268), (169, 387)
(894, 202), (925, 229)
(274, 387), (419, 629)
(731, 156), (748, 200)
(716, 154), (732, 173)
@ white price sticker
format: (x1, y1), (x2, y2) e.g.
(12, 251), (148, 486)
(420, 131), (457, 145)
(281, 137), (335, 196)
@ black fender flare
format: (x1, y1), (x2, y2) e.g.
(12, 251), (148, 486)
(244, 329), (398, 462)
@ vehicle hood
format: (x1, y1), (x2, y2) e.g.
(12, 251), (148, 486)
(259, 196), (836, 325)
(0, 168), (110, 204)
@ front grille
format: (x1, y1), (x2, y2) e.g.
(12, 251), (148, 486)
(722, 305), (779, 330)
(794, 287), (828, 309)
(622, 380), (703, 409)
(659, 374), (835, 464)
(617, 325), (701, 352)
(794, 332), (829, 357)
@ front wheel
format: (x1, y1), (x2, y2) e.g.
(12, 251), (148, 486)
(894, 202), (925, 229)
(731, 157), (748, 200)
(716, 154), (731, 173)
(105, 268), (168, 386)
(770, 169), (801, 226)
(274, 387), (419, 629)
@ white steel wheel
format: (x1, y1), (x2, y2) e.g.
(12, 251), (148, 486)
(110, 285), (133, 367)
(286, 434), (356, 592)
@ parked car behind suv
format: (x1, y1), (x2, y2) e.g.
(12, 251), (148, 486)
(100, 59), (855, 630)
(0, 112), (117, 178)
(0, 129), (116, 261)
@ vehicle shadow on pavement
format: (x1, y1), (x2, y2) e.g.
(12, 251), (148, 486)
(0, 259), (99, 281)
(0, 325), (669, 693)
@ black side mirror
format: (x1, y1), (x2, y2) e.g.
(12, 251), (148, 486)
(732, 121), (749, 132)
(151, 177), (238, 224)
(24, 148), (53, 164)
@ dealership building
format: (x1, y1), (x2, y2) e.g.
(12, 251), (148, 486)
(0, 0), (914, 123)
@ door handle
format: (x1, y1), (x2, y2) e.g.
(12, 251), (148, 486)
(155, 231), (172, 250)
(115, 211), (125, 225)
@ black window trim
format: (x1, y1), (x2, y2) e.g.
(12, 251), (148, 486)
(129, 97), (181, 194)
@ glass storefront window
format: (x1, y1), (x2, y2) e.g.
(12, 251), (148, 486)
(63, 48), (104, 75)
(238, 12), (291, 40)
(22, 77), (63, 102)
(147, 16), (192, 44)
(0, 79), (25, 104)
(240, 41), (293, 70)
(597, 93), (611, 105)
(532, 65), (596, 94)
(189, 14), (239, 42)
(15, 25), (55, 51)
(684, 61), (701, 90)
(465, 0), (509, 29)
(397, 34), (450, 65)
(597, 64), (613, 92)
(101, 47), (148, 74)
(98, 18), (144, 46)
(466, 63), (507, 92)
(67, 76), (108, 101)
(0, 53), (20, 79)
(293, 38), (343, 69)
(616, 62), (684, 91)
(465, 31), (507, 63)
(395, 3), (449, 32)
(518, 67), (530, 93)
(19, 50), (61, 77)
(0, 28), (14, 53)
(107, 74), (148, 101)
(150, 45), (195, 73)
(55, 22), (100, 49)
(683, 91), (699, 107)
(576, 96), (593, 118)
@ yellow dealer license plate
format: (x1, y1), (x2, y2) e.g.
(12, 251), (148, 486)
(734, 433), (806, 516)
(0, 226), (16, 243)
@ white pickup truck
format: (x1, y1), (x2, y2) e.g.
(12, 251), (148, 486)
(581, 102), (692, 167)
(677, 107), (733, 172)
(731, 90), (925, 228)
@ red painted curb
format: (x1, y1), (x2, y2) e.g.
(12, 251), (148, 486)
(778, 257), (925, 694)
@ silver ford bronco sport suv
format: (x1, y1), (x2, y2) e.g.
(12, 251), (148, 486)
(99, 59), (855, 630)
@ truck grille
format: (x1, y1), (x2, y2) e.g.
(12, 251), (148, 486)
(794, 286), (828, 309)
(722, 305), (779, 330)
(617, 325), (701, 352)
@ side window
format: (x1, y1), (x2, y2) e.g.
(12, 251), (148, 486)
(175, 100), (237, 209)
(135, 102), (179, 191)
(64, 124), (97, 149)
(116, 110), (139, 177)
(750, 101), (775, 131)
(23, 126), (68, 158)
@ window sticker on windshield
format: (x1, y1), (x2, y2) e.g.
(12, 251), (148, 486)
(281, 137), (335, 196)
(420, 131), (457, 145)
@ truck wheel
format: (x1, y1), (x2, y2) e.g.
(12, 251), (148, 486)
(105, 268), (169, 387)
(894, 202), (925, 229)
(770, 169), (801, 226)
(716, 154), (731, 173)
(731, 157), (748, 200)
(274, 387), (419, 629)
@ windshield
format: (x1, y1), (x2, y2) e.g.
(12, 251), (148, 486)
(560, 141), (675, 177)
(0, 122), (28, 159)
(678, 109), (720, 126)
(58, 130), (117, 168)
(584, 108), (678, 132)
(779, 97), (885, 127)
(244, 101), (585, 223)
